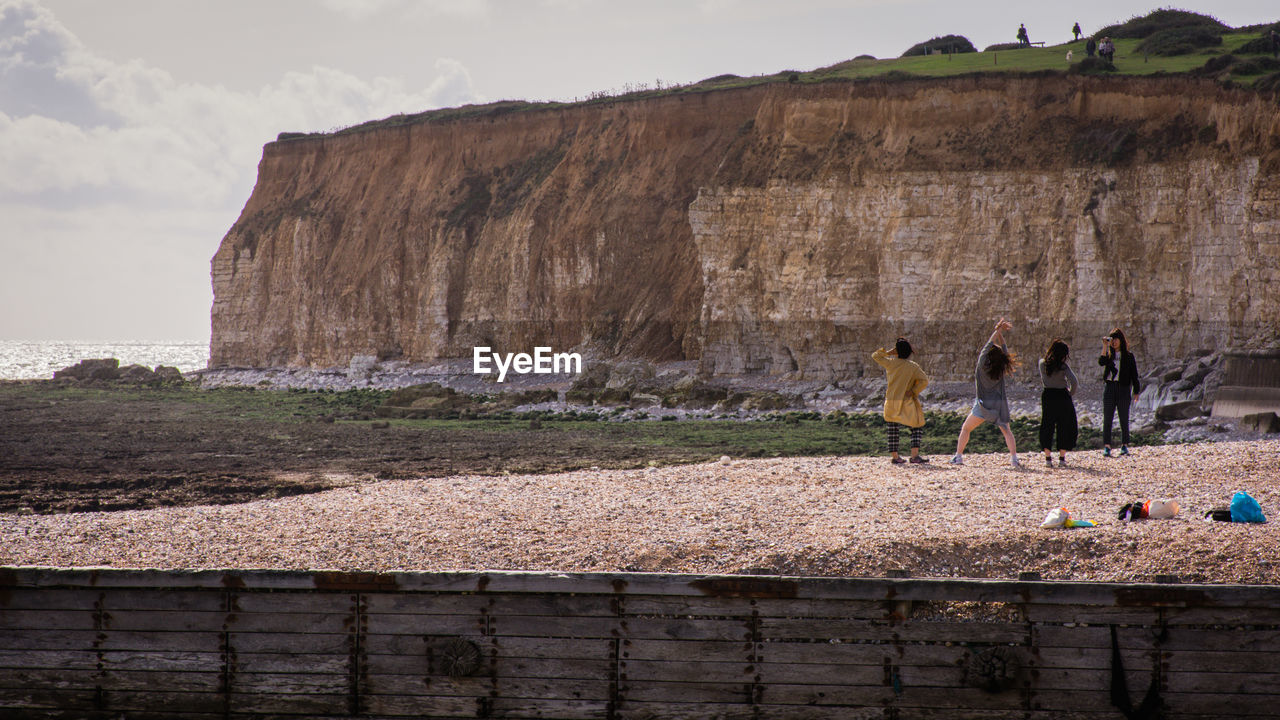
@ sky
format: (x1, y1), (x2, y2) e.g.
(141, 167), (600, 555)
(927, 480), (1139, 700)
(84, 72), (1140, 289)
(1, 0), (1274, 342)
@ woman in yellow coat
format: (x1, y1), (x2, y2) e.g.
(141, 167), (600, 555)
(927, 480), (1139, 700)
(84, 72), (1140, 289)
(872, 338), (930, 464)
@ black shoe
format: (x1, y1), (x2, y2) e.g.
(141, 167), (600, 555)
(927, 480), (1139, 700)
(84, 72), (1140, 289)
(909, 455), (929, 464)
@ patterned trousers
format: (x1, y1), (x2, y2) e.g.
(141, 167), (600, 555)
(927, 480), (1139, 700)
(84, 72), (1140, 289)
(886, 423), (924, 453)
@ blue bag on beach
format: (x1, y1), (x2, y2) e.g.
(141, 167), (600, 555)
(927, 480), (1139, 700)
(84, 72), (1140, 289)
(1230, 491), (1267, 524)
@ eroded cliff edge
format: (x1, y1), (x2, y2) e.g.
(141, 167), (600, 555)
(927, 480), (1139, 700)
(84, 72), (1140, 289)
(211, 75), (1280, 379)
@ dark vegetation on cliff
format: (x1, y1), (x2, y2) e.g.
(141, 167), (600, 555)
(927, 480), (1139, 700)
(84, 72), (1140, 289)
(900, 35), (977, 58)
(274, 9), (1278, 144)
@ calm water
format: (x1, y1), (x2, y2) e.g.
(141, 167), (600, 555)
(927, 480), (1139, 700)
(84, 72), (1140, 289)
(0, 341), (209, 380)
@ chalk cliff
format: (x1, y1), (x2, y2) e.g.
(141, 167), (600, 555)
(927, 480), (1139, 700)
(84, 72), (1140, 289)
(211, 75), (1280, 379)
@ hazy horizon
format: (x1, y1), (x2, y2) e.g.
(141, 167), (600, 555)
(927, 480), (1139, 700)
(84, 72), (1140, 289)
(2, 0), (1274, 343)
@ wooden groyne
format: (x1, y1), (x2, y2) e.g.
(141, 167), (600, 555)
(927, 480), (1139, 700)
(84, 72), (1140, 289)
(2, 567), (1278, 718)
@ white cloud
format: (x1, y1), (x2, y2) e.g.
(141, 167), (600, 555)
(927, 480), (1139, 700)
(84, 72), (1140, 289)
(0, 0), (483, 210)
(0, 0), (484, 341)
(320, 0), (491, 21)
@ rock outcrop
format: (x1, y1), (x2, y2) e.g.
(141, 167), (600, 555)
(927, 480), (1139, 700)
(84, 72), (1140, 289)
(211, 75), (1280, 380)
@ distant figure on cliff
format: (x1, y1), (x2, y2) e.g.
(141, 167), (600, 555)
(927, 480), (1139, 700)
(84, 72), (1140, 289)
(951, 318), (1022, 468)
(1098, 329), (1142, 457)
(872, 339), (930, 464)
(1016, 24), (1030, 47)
(1038, 339), (1078, 467)
(1073, 22), (1082, 42)
(1086, 37), (1097, 57)
(1099, 37), (1115, 63)
(1271, 28), (1279, 58)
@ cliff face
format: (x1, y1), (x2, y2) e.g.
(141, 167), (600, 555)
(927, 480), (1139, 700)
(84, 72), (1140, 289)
(212, 76), (1280, 378)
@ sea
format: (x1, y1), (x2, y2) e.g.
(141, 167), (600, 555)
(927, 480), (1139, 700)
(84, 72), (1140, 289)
(0, 340), (209, 380)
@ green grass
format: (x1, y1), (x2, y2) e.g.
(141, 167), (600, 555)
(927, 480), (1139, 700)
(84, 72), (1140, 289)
(16, 384), (391, 423)
(371, 409), (1162, 460)
(804, 32), (1266, 81)
(288, 27), (1276, 143)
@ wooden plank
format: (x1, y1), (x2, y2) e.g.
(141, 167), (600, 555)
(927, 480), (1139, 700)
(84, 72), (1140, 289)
(227, 632), (350, 655)
(1030, 667), (1152, 692)
(229, 592), (357, 614)
(9, 568), (1280, 609)
(365, 694), (610, 718)
(756, 642), (971, 667)
(620, 639), (753, 663)
(613, 702), (882, 719)
(759, 685), (1026, 709)
(366, 634), (614, 660)
(1036, 625), (1280, 652)
(1022, 606), (1161, 624)
(0, 649), (221, 672)
(0, 712), (466, 720)
(366, 653), (611, 680)
(1032, 646), (1152, 670)
(0, 711), (227, 720)
(365, 593), (618, 617)
(369, 614), (756, 642)
(624, 596), (887, 619)
(0, 609), (353, 634)
(1167, 671), (1280, 694)
(1031, 690), (1280, 715)
(0, 688), (224, 713)
(232, 672), (349, 695)
(362, 614), (488, 637)
(0, 668), (222, 693)
(363, 674), (612, 700)
(0, 588), (225, 612)
(228, 691), (349, 715)
(0, 629), (222, 653)
(1023, 604), (1280, 625)
(233, 652), (350, 674)
(762, 618), (1028, 644)
(0, 668), (350, 696)
(1165, 650), (1280, 674)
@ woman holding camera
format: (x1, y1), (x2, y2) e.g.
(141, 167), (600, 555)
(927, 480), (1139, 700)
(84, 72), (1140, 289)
(1099, 328), (1142, 456)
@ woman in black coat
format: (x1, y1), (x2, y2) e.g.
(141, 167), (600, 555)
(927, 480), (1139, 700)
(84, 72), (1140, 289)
(1099, 328), (1142, 456)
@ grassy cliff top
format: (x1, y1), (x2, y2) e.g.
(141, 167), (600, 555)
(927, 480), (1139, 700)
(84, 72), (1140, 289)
(277, 14), (1279, 142)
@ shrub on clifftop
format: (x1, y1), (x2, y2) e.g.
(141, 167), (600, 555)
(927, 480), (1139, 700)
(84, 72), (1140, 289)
(1069, 57), (1118, 74)
(1135, 25), (1223, 56)
(901, 35), (976, 58)
(1095, 9), (1227, 40)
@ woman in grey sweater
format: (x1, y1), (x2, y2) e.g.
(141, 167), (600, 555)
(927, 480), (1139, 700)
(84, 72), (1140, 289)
(1038, 339), (1079, 467)
(951, 319), (1022, 468)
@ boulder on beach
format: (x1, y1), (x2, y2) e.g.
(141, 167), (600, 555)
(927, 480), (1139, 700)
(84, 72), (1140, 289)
(118, 364), (158, 383)
(53, 358), (120, 381)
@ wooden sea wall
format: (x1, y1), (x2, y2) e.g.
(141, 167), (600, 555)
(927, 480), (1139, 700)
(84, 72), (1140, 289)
(2, 568), (1279, 719)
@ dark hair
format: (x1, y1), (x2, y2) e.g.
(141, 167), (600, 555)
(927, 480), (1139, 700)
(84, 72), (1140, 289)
(985, 344), (1020, 380)
(1043, 339), (1069, 374)
(1108, 328), (1129, 354)
(895, 337), (913, 360)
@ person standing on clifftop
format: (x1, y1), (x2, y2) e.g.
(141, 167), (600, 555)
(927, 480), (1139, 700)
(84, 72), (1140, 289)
(872, 339), (930, 464)
(1099, 328), (1142, 457)
(1099, 37), (1115, 63)
(1086, 37), (1097, 57)
(1017, 24), (1030, 47)
(1073, 22), (1082, 42)
(951, 319), (1022, 469)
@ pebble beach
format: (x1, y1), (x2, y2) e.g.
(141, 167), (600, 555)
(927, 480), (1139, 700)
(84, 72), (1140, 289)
(4, 439), (1278, 584)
